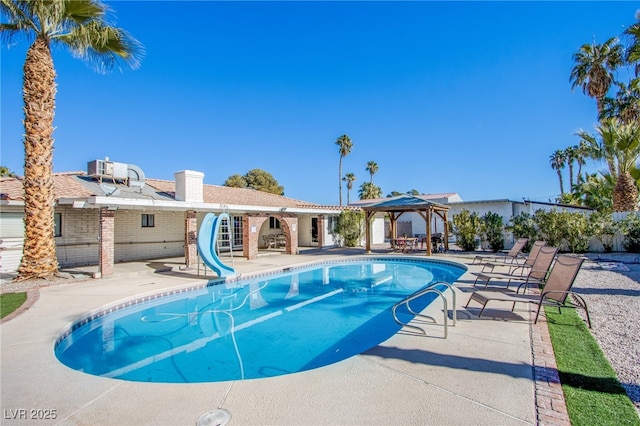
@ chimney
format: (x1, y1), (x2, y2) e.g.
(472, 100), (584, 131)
(174, 170), (204, 202)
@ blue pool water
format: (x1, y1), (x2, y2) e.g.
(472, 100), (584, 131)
(55, 258), (465, 383)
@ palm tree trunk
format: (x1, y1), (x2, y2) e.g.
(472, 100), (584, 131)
(338, 157), (343, 206)
(556, 171), (565, 195)
(17, 37), (59, 279)
(613, 172), (639, 212)
(568, 163), (574, 189)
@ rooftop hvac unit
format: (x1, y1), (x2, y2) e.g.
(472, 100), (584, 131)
(88, 158), (144, 187)
(88, 159), (128, 181)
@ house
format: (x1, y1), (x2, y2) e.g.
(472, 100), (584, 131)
(0, 158), (366, 278)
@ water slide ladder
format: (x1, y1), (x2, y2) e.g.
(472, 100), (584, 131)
(391, 281), (456, 339)
(218, 206), (234, 266)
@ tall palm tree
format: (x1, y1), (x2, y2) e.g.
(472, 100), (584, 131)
(550, 149), (567, 195)
(574, 141), (590, 184)
(564, 146), (577, 189)
(365, 160), (378, 184)
(335, 134), (352, 206)
(570, 37), (624, 118)
(0, 0), (143, 279)
(577, 119), (640, 212)
(342, 173), (356, 205)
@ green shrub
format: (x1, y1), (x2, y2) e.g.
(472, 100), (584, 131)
(481, 211), (504, 252)
(588, 210), (617, 253)
(333, 210), (364, 247)
(619, 213), (640, 253)
(533, 209), (567, 249)
(506, 212), (538, 252)
(452, 209), (481, 251)
(563, 212), (590, 253)
(532, 209), (591, 253)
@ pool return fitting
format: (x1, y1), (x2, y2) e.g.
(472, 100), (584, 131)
(391, 281), (456, 339)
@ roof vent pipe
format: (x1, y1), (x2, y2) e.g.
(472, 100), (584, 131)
(127, 163), (146, 188)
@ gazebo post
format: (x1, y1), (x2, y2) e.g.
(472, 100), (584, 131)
(443, 211), (449, 251)
(426, 208), (432, 256)
(365, 211), (373, 253)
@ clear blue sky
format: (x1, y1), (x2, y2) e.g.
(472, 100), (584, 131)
(1, 1), (638, 206)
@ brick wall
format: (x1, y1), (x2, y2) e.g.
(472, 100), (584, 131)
(55, 206), (100, 267)
(244, 215), (267, 260)
(114, 210), (184, 262)
(184, 210), (198, 267)
(99, 208), (115, 276)
(280, 215), (299, 254)
(53, 207), (185, 268)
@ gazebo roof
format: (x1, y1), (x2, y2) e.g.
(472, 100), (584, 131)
(360, 195), (450, 256)
(359, 195), (449, 212)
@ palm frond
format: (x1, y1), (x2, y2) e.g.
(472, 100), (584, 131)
(59, 21), (143, 72)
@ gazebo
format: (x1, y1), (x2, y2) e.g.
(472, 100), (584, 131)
(360, 195), (450, 255)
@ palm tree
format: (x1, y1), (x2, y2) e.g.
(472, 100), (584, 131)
(624, 20), (640, 76)
(550, 149), (567, 195)
(358, 182), (382, 200)
(570, 37), (624, 117)
(602, 79), (640, 124)
(0, 165), (16, 177)
(342, 173), (356, 205)
(1, 0), (143, 279)
(572, 172), (614, 211)
(577, 119), (640, 212)
(335, 134), (353, 206)
(365, 160), (378, 184)
(574, 141), (590, 184)
(564, 146), (577, 189)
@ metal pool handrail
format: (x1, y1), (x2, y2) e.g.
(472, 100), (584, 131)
(392, 281), (456, 339)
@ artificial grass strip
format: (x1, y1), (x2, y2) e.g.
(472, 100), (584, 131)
(0, 292), (27, 319)
(545, 306), (640, 426)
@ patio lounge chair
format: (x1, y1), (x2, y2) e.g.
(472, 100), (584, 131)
(473, 245), (559, 291)
(481, 240), (546, 275)
(465, 255), (590, 327)
(472, 237), (528, 265)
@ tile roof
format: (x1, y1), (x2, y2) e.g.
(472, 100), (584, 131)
(0, 176), (25, 200)
(0, 172), (331, 209)
(145, 178), (319, 208)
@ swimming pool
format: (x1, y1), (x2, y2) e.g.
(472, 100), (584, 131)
(55, 257), (466, 383)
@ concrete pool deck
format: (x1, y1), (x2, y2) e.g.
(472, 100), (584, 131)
(1, 248), (567, 425)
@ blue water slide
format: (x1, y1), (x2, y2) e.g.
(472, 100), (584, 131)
(197, 213), (236, 278)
